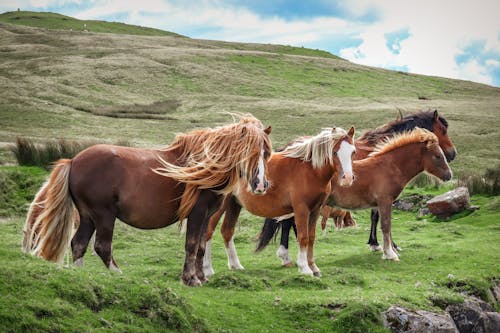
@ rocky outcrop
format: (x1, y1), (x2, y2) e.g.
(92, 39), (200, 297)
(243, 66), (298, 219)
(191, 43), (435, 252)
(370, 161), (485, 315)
(446, 297), (500, 333)
(383, 306), (458, 332)
(427, 187), (470, 219)
(384, 297), (500, 333)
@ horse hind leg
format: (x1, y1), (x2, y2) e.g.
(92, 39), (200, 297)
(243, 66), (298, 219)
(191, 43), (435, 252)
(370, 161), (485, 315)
(92, 211), (121, 273)
(71, 215), (95, 267)
(368, 209), (383, 252)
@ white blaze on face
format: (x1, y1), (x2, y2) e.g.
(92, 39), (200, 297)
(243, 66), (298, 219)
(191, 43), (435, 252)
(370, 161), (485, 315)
(254, 148), (267, 193)
(337, 140), (355, 187)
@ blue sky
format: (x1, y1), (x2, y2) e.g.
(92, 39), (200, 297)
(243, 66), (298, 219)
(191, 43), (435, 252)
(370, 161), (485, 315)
(2, 0), (500, 87)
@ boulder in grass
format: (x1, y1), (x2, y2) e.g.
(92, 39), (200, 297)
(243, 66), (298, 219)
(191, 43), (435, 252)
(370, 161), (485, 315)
(383, 306), (458, 333)
(427, 187), (470, 219)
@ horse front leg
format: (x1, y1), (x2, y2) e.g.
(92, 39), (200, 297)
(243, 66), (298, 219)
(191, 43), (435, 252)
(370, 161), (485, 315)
(307, 208), (321, 276)
(183, 190), (219, 286)
(294, 206), (314, 275)
(368, 209), (382, 252)
(203, 195), (229, 277)
(220, 196), (244, 271)
(195, 192), (224, 283)
(379, 203), (399, 261)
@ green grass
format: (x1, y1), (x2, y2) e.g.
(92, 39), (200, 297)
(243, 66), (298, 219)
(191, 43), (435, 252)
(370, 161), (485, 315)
(0, 193), (498, 332)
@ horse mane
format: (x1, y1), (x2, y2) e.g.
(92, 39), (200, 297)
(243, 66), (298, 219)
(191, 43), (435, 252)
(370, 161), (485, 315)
(369, 128), (438, 157)
(358, 110), (447, 145)
(155, 114), (271, 222)
(281, 127), (347, 169)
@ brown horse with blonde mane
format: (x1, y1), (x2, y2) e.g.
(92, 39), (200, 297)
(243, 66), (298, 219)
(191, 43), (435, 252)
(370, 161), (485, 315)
(203, 126), (356, 277)
(22, 114), (272, 286)
(257, 128), (452, 262)
(265, 110), (457, 264)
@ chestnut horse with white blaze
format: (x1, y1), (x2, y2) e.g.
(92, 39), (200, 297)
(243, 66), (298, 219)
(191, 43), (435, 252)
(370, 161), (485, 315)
(257, 128), (452, 262)
(203, 126), (356, 277)
(22, 115), (272, 286)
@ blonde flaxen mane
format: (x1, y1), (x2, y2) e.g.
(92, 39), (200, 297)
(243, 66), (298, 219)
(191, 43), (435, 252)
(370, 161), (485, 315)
(369, 128), (438, 157)
(155, 114), (271, 222)
(281, 127), (348, 169)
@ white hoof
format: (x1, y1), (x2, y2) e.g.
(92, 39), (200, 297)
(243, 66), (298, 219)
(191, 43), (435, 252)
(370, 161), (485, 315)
(109, 261), (122, 273)
(228, 262), (245, 270)
(74, 258), (84, 267)
(298, 265), (314, 275)
(277, 245), (293, 266)
(370, 244), (383, 252)
(382, 251), (400, 261)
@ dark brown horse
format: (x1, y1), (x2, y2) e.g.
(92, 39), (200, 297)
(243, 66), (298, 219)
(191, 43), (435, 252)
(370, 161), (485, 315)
(266, 109), (457, 263)
(22, 115), (272, 286)
(203, 126), (356, 277)
(258, 128), (452, 262)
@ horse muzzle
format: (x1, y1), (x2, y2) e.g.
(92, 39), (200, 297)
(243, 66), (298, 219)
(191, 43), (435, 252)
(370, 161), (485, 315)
(445, 148), (457, 162)
(339, 172), (354, 187)
(441, 170), (453, 182)
(251, 179), (269, 195)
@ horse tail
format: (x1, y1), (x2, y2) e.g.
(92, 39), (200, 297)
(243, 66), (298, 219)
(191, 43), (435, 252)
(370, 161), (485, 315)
(255, 217), (281, 252)
(22, 159), (78, 264)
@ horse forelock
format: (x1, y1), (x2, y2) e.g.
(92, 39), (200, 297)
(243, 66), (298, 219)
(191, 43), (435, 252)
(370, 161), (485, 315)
(369, 128), (438, 157)
(282, 127), (348, 169)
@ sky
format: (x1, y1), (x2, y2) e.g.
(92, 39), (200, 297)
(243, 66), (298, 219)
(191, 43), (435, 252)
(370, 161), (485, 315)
(2, 0), (500, 87)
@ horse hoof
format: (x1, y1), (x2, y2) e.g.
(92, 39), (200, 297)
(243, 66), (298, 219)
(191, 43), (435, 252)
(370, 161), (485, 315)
(313, 271), (321, 277)
(183, 276), (202, 287)
(282, 261), (294, 268)
(382, 254), (400, 261)
(73, 258), (84, 267)
(369, 245), (383, 252)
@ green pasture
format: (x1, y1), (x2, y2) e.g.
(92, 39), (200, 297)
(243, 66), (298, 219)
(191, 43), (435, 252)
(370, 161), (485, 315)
(0, 11), (499, 332)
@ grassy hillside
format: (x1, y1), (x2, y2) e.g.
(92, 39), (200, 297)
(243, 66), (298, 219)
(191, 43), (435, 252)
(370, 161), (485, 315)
(1, 13), (499, 175)
(0, 11), (184, 36)
(0, 11), (499, 332)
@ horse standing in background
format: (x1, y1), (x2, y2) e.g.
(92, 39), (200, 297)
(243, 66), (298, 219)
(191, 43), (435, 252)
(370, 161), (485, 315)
(204, 126), (356, 277)
(269, 110), (457, 265)
(22, 115), (273, 286)
(257, 128), (452, 262)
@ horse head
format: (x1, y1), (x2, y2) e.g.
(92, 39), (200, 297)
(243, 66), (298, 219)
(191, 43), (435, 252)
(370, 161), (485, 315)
(243, 125), (273, 195)
(332, 126), (356, 187)
(422, 131), (452, 181)
(431, 110), (457, 162)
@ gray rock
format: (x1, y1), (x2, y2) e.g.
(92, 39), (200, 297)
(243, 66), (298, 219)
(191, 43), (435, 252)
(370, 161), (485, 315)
(427, 187), (470, 219)
(446, 297), (498, 333)
(384, 306), (458, 333)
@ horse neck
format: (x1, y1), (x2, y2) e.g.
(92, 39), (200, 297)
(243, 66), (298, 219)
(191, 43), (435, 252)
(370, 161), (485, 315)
(314, 161), (336, 184)
(381, 142), (425, 184)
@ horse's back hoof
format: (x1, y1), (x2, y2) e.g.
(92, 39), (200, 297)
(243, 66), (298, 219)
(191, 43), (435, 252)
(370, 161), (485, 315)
(313, 271), (321, 277)
(282, 261), (294, 268)
(369, 244), (383, 252)
(182, 276), (202, 287)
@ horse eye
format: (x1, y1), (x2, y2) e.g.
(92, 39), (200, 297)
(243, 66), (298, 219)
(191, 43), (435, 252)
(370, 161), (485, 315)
(333, 152), (337, 156)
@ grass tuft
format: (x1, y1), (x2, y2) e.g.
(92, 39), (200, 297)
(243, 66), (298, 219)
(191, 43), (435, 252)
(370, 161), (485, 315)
(10, 137), (130, 169)
(458, 164), (500, 196)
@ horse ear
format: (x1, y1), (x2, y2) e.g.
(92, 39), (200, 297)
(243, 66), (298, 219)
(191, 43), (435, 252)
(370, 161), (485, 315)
(264, 126), (272, 135)
(433, 110), (439, 120)
(347, 126), (355, 138)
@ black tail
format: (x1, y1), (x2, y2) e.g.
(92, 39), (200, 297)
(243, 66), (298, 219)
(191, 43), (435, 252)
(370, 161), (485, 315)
(255, 218), (281, 252)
